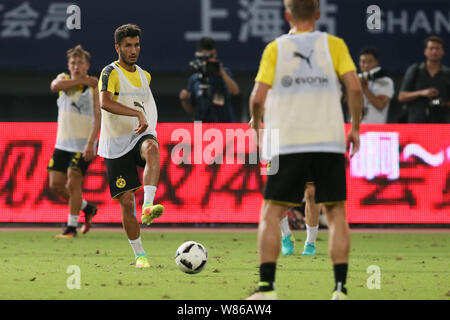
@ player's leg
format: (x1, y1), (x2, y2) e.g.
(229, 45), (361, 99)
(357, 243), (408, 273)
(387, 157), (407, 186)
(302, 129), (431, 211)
(280, 210), (295, 255)
(49, 150), (75, 238)
(50, 150), (96, 238)
(68, 153), (98, 234)
(302, 184), (320, 255)
(323, 202), (350, 299)
(59, 167), (84, 237)
(48, 170), (69, 201)
(105, 153), (149, 267)
(248, 154), (305, 300)
(247, 201), (287, 300)
(313, 152), (349, 299)
(139, 137), (164, 225)
(118, 190), (150, 268)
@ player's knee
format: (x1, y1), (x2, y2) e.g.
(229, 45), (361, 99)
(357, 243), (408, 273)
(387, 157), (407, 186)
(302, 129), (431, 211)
(304, 186), (315, 202)
(118, 193), (135, 215)
(66, 174), (82, 193)
(49, 179), (65, 195)
(142, 140), (159, 159)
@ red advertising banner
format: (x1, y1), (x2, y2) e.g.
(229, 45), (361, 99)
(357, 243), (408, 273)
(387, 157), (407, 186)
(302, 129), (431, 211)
(0, 122), (449, 224)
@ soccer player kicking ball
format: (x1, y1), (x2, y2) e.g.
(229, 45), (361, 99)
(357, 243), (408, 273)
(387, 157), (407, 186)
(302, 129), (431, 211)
(49, 45), (101, 239)
(247, 0), (362, 300)
(98, 24), (164, 268)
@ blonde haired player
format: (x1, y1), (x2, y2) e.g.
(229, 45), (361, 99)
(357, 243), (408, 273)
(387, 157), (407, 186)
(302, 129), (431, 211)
(49, 45), (101, 238)
(247, 0), (362, 300)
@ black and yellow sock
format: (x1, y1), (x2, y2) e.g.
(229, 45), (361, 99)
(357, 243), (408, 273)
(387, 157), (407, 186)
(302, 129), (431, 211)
(258, 262), (276, 292)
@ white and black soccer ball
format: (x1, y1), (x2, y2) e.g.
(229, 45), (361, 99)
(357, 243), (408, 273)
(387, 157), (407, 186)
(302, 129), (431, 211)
(174, 241), (208, 274)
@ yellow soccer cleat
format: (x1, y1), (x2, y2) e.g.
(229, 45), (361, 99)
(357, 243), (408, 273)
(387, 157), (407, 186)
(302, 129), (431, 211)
(331, 290), (349, 300)
(246, 291), (278, 300)
(135, 255), (150, 268)
(141, 203), (164, 225)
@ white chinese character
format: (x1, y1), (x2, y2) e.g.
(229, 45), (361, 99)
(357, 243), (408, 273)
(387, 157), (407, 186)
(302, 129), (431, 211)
(351, 132), (400, 180)
(238, 0), (283, 42)
(185, 0), (231, 41)
(36, 3), (71, 39)
(1, 2), (39, 38)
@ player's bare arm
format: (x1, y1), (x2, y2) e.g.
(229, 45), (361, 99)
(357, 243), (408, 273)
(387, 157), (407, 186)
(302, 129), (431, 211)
(249, 82), (270, 146)
(99, 90), (148, 134)
(249, 82), (271, 129)
(50, 73), (98, 92)
(341, 71), (363, 157)
(83, 88), (101, 161)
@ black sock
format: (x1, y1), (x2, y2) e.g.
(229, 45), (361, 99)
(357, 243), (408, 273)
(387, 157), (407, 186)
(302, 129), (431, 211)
(333, 263), (348, 294)
(259, 263), (276, 292)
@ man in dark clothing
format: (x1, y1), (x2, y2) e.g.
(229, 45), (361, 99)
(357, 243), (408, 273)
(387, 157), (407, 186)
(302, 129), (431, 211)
(179, 37), (240, 123)
(399, 36), (450, 123)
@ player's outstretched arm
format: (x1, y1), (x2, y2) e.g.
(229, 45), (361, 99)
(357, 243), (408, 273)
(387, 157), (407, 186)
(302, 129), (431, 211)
(341, 71), (363, 157)
(50, 73), (98, 92)
(83, 87), (101, 161)
(249, 82), (270, 145)
(99, 91), (148, 134)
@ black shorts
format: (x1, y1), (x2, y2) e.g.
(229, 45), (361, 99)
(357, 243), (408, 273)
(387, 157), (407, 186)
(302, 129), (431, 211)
(263, 153), (347, 206)
(47, 148), (91, 176)
(104, 134), (158, 199)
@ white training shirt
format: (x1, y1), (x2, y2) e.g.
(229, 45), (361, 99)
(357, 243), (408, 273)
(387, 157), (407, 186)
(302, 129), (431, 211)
(263, 31), (345, 159)
(98, 63), (157, 159)
(55, 87), (95, 153)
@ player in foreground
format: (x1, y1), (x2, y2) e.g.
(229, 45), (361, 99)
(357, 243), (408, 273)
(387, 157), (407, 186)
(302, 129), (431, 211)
(280, 184), (322, 255)
(247, 0), (362, 300)
(49, 45), (101, 238)
(98, 24), (164, 268)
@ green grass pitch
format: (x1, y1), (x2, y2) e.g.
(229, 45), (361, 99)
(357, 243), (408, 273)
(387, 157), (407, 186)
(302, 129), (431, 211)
(0, 229), (449, 300)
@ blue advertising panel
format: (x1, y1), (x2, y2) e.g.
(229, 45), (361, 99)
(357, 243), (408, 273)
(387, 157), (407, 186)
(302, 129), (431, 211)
(0, 0), (448, 73)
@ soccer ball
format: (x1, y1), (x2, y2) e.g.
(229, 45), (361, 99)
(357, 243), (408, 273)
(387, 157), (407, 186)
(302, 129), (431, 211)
(174, 241), (208, 274)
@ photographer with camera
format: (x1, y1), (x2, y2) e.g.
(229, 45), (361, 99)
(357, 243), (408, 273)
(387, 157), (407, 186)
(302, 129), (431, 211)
(358, 47), (394, 123)
(179, 37), (240, 123)
(398, 36), (450, 123)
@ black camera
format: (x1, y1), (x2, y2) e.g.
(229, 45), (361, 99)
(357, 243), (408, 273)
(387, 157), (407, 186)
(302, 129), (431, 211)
(358, 66), (385, 81)
(189, 52), (221, 77)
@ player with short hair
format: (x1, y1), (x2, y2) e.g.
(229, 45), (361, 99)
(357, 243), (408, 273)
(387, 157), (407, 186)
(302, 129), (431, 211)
(49, 44), (101, 239)
(98, 24), (164, 268)
(247, 0), (363, 300)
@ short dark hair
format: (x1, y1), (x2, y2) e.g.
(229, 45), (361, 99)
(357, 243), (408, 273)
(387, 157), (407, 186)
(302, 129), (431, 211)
(114, 24), (141, 45)
(284, 0), (319, 21)
(360, 47), (379, 60)
(197, 37), (216, 51)
(67, 44), (91, 62)
(425, 35), (444, 48)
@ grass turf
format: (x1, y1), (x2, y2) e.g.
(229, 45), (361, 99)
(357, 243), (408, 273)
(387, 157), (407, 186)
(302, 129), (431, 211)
(0, 229), (449, 300)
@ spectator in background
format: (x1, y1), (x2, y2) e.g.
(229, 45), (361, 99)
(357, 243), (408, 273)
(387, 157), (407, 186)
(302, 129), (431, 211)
(179, 37), (240, 122)
(398, 36), (450, 123)
(358, 47), (394, 123)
